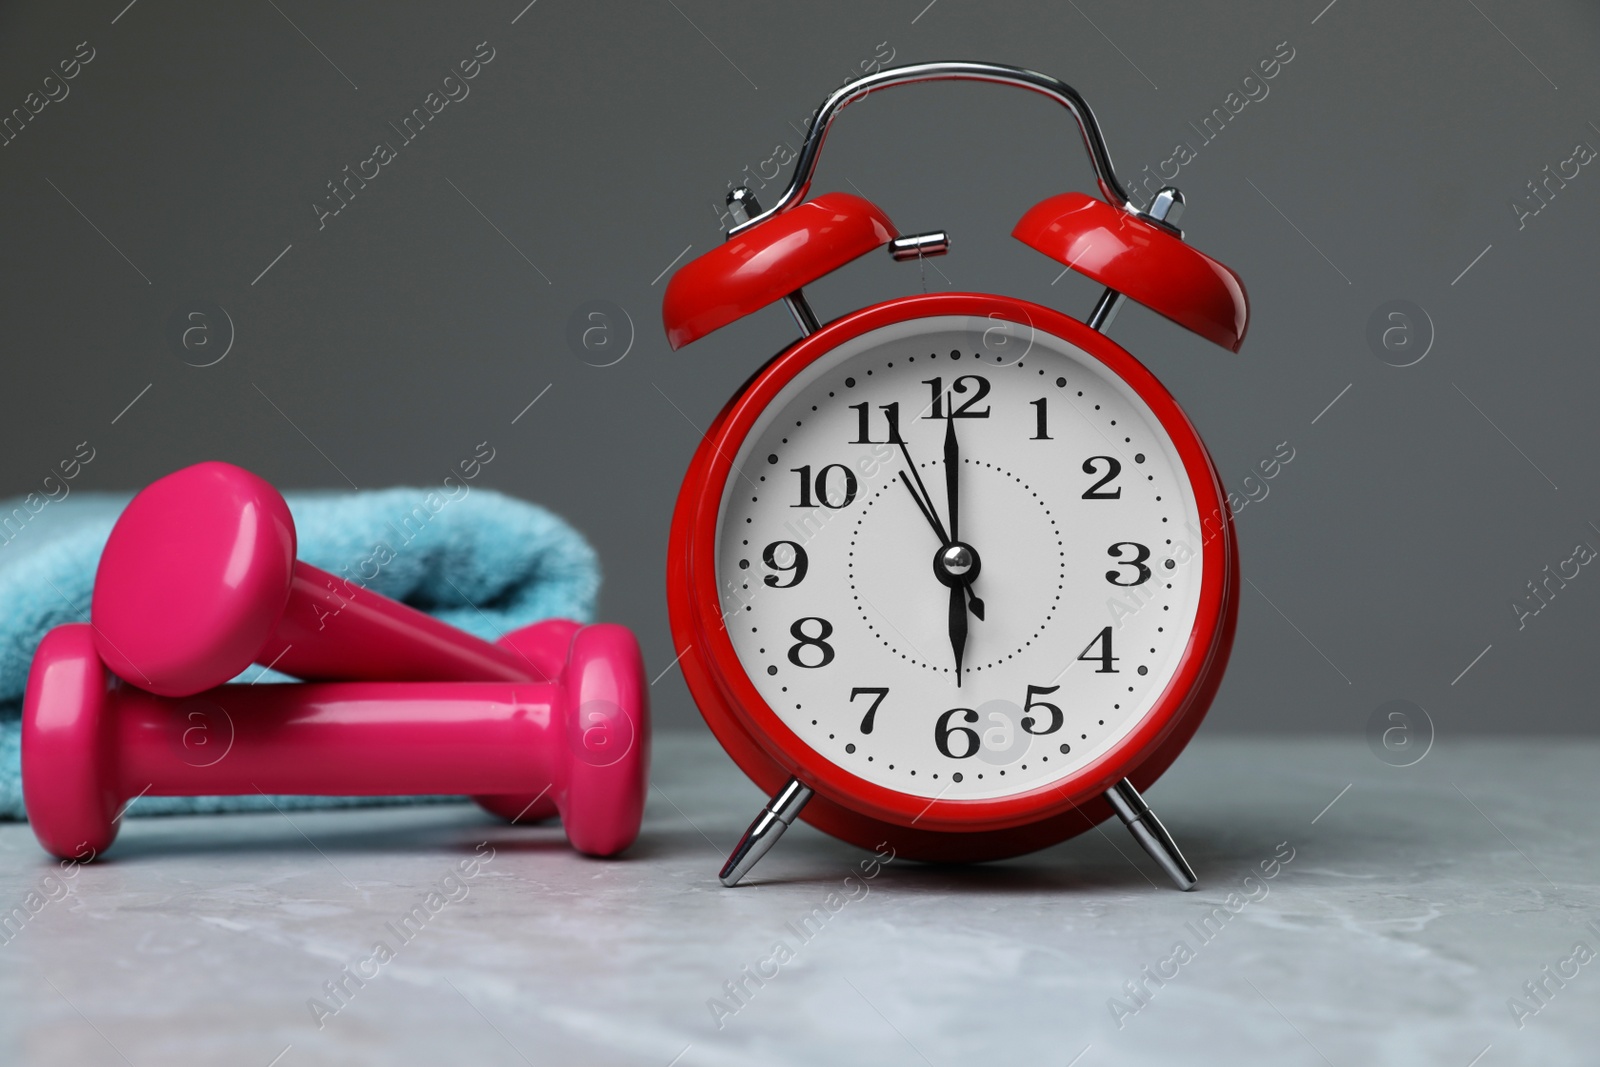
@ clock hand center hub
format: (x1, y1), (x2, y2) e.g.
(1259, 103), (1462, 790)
(934, 542), (981, 586)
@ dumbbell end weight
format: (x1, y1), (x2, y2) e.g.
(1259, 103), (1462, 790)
(92, 461), (537, 697)
(474, 618), (583, 824)
(545, 622), (651, 857)
(21, 627), (122, 861)
(22, 623), (649, 860)
(92, 461), (296, 697)
(461, 620), (648, 854)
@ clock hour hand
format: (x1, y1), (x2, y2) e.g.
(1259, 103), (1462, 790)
(895, 416), (951, 545)
(898, 471), (947, 545)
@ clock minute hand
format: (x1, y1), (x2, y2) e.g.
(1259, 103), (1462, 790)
(896, 415), (981, 685)
(948, 584), (968, 687)
(944, 412), (959, 545)
(941, 413), (983, 684)
(942, 413), (985, 622)
(964, 581), (985, 622)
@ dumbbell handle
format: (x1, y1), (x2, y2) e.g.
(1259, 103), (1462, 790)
(119, 681), (559, 798)
(267, 562), (538, 684)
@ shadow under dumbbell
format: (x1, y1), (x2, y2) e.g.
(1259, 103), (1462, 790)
(94, 802), (573, 863)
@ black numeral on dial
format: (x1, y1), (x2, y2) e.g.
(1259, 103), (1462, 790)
(1082, 456), (1122, 499)
(1029, 397), (1052, 440)
(849, 402), (902, 444)
(1077, 626), (1119, 673)
(850, 687), (889, 734)
(922, 374), (991, 419)
(934, 707), (980, 758)
(1105, 542), (1152, 586)
(931, 686), (1065, 760)
(1020, 684), (1063, 735)
(761, 541), (808, 588)
(791, 464), (857, 509)
(787, 617), (835, 668)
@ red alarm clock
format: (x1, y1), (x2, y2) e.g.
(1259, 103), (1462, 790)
(662, 62), (1248, 889)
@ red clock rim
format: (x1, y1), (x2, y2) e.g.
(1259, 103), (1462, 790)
(674, 292), (1232, 834)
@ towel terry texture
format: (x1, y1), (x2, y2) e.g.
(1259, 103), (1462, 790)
(0, 486), (599, 821)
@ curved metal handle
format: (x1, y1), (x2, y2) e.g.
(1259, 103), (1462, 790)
(727, 60), (1135, 238)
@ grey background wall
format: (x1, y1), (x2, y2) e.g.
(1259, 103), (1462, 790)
(1, 0), (1597, 735)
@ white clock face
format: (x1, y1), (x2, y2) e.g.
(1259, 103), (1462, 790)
(714, 315), (1207, 801)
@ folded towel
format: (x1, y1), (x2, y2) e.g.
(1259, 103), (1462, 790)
(0, 484), (599, 821)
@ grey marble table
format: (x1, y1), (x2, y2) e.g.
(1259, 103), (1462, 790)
(0, 728), (1595, 1066)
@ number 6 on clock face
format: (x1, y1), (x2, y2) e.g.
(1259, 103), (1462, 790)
(668, 294), (1236, 861)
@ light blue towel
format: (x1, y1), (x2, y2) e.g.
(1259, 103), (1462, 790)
(0, 485), (599, 821)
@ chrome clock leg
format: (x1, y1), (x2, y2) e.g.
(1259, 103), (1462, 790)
(719, 778), (813, 887)
(1090, 184), (1198, 894)
(1105, 778), (1197, 891)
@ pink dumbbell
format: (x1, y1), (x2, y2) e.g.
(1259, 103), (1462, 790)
(93, 460), (583, 821)
(22, 623), (648, 860)
(92, 461), (549, 696)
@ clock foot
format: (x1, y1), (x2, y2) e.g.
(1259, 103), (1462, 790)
(719, 778), (813, 887)
(1106, 778), (1197, 891)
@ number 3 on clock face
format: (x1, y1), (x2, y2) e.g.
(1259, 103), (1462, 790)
(671, 294), (1234, 849)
